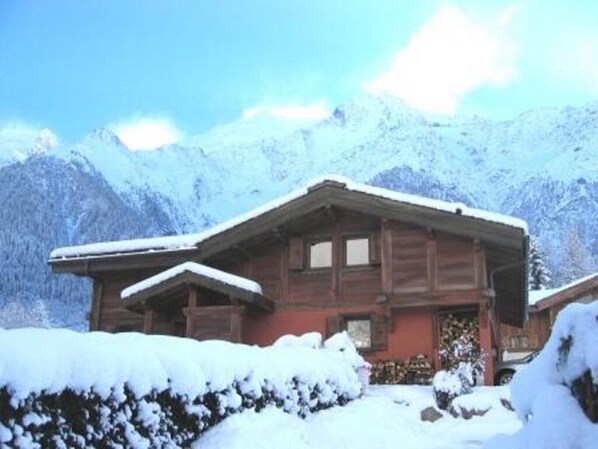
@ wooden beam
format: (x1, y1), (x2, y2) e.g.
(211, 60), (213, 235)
(143, 309), (157, 334)
(427, 230), (438, 292)
(251, 293), (275, 312)
(479, 302), (489, 329)
(474, 239), (487, 289)
(324, 204), (338, 221)
(388, 293), (484, 310)
(280, 242), (290, 302)
(90, 280), (104, 331)
(381, 220), (393, 294)
(331, 211), (341, 301)
(185, 287), (199, 338)
(188, 286), (198, 308)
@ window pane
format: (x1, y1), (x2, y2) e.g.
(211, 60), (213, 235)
(346, 238), (369, 266)
(310, 241), (332, 268)
(510, 336), (529, 349)
(347, 319), (371, 348)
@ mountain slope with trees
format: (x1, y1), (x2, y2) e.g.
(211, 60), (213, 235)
(0, 96), (596, 328)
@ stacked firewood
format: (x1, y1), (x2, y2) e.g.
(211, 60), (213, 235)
(438, 313), (480, 370)
(407, 354), (434, 385)
(369, 354), (434, 385)
(370, 359), (408, 384)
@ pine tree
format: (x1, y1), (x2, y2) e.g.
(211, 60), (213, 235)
(0, 299), (51, 329)
(557, 229), (597, 285)
(528, 236), (552, 290)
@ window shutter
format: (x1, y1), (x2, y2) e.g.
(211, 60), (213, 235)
(326, 315), (343, 338)
(288, 237), (304, 270)
(371, 314), (387, 349)
(369, 231), (381, 265)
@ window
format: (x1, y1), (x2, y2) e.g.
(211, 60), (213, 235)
(346, 318), (372, 349)
(510, 336), (529, 349)
(309, 241), (332, 268)
(345, 238), (369, 266)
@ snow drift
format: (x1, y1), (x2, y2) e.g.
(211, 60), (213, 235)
(486, 301), (598, 449)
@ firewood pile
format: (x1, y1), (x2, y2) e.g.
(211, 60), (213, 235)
(369, 355), (434, 385)
(407, 354), (434, 385)
(438, 313), (480, 370)
(370, 359), (407, 384)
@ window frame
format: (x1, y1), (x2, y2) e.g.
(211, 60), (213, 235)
(343, 314), (373, 351)
(307, 238), (333, 270)
(343, 235), (371, 268)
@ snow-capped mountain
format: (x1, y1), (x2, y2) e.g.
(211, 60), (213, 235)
(0, 95), (596, 327)
(0, 125), (58, 166)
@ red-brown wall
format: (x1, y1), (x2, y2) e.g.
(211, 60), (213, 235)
(245, 307), (435, 365)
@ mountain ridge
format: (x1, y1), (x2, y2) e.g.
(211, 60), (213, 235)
(0, 95), (596, 328)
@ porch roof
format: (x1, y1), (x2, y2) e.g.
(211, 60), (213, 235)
(121, 262), (274, 312)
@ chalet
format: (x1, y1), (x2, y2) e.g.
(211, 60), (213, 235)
(501, 272), (598, 359)
(49, 176), (529, 385)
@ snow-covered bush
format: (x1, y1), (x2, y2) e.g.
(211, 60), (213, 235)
(434, 336), (485, 410)
(0, 329), (363, 448)
(323, 331), (371, 393)
(274, 330), (371, 393)
(439, 332), (485, 380)
(432, 364), (474, 410)
(485, 301), (598, 449)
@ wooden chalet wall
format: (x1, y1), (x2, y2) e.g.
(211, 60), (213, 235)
(501, 283), (598, 357)
(211, 210), (492, 378)
(499, 311), (550, 355)
(88, 208), (495, 382)
(91, 273), (148, 332)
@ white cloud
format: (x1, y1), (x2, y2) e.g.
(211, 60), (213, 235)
(0, 122), (59, 151)
(365, 4), (519, 114)
(110, 117), (184, 151)
(241, 102), (331, 121)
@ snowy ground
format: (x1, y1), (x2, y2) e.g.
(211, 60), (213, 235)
(196, 385), (522, 449)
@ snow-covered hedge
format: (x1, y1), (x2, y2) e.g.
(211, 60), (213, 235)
(0, 329), (364, 448)
(486, 301), (598, 449)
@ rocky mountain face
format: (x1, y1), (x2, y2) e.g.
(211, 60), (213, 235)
(0, 95), (596, 328)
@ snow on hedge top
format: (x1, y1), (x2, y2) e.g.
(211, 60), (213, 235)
(0, 328), (362, 401)
(50, 175), (528, 260)
(121, 261), (263, 300)
(528, 272), (598, 306)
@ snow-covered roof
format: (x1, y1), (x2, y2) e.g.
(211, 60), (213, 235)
(121, 261), (263, 300)
(528, 272), (598, 307)
(50, 175), (528, 261)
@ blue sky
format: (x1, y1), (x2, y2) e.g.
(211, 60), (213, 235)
(1, 0), (598, 149)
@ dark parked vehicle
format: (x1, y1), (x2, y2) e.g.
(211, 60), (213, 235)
(494, 352), (539, 385)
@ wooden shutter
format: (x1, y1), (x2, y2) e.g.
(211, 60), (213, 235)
(370, 314), (387, 349)
(326, 315), (343, 338)
(288, 237), (304, 270)
(369, 231), (381, 265)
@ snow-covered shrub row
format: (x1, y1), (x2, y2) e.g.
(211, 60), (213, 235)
(0, 329), (364, 448)
(486, 301), (598, 449)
